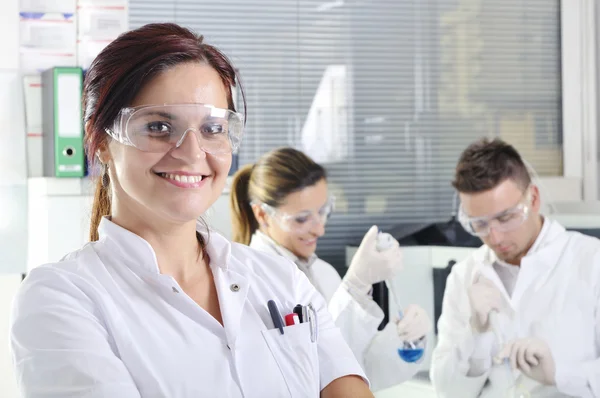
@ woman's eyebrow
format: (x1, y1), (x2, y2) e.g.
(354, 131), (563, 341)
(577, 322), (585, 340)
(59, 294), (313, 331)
(144, 111), (178, 120)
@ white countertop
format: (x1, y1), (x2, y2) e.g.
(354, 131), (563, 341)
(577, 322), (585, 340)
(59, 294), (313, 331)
(374, 373), (436, 398)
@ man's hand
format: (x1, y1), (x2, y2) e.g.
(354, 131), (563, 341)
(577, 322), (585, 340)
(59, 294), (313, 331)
(468, 274), (505, 333)
(498, 338), (556, 385)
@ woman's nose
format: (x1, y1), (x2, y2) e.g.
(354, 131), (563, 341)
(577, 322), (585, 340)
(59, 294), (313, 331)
(171, 129), (207, 160)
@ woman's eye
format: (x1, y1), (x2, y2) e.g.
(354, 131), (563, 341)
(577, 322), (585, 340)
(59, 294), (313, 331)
(145, 122), (171, 136)
(294, 216), (309, 224)
(201, 123), (226, 135)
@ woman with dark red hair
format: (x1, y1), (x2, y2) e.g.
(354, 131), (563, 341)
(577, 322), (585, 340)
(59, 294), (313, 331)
(10, 23), (373, 398)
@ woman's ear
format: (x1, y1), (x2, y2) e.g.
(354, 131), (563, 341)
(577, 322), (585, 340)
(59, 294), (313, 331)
(251, 203), (269, 228)
(96, 141), (111, 165)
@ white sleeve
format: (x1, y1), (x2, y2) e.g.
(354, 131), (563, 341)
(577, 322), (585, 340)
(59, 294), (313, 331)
(362, 321), (424, 391)
(555, 358), (600, 398)
(327, 280), (384, 361)
(553, 253), (600, 398)
(430, 265), (496, 398)
(292, 267), (369, 390)
(10, 268), (141, 398)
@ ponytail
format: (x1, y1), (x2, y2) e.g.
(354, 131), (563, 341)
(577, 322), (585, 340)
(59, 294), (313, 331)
(89, 176), (111, 241)
(230, 164), (258, 245)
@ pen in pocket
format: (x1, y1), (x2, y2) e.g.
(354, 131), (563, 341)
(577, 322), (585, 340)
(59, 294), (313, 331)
(267, 300), (285, 335)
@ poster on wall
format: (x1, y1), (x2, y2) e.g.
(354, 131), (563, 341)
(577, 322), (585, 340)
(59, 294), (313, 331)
(77, 0), (127, 4)
(76, 0), (128, 70)
(20, 0), (76, 13)
(19, 12), (77, 73)
(78, 6), (127, 38)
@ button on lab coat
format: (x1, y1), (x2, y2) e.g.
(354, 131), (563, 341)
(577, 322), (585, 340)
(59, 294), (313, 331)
(10, 218), (367, 398)
(250, 231), (422, 392)
(430, 219), (600, 398)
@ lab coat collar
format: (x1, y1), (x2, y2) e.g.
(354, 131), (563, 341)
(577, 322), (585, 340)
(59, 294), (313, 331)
(476, 218), (567, 304)
(491, 216), (554, 269)
(97, 216), (233, 275)
(250, 231), (318, 270)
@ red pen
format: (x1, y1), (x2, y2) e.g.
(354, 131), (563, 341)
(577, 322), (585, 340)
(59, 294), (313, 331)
(284, 313), (300, 326)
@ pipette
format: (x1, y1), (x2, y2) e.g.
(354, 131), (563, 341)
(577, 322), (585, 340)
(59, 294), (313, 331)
(384, 279), (425, 362)
(376, 232), (424, 362)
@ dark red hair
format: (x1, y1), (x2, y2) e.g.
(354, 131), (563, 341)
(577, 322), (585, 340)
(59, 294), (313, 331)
(84, 23), (245, 241)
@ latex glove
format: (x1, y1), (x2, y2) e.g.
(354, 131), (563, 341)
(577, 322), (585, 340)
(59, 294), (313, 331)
(396, 304), (431, 342)
(498, 338), (556, 386)
(343, 225), (402, 295)
(468, 273), (505, 333)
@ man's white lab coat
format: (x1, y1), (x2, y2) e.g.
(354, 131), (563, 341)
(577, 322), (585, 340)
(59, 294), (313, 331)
(430, 219), (600, 397)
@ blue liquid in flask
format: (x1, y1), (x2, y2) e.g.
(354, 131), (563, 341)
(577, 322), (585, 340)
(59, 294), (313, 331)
(385, 281), (426, 363)
(397, 347), (424, 363)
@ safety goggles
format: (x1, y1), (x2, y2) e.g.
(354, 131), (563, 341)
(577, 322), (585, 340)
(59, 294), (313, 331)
(257, 196), (335, 235)
(458, 191), (531, 237)
(105, 104), (244, 154)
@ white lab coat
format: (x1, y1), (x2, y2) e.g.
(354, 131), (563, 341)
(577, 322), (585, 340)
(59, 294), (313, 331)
(250, 231), (422, 391)
(430, 219), (600, 398)
(10, 217), (367, 398)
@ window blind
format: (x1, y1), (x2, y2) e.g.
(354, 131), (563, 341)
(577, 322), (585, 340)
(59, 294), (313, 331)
(130, 0), (562, 269)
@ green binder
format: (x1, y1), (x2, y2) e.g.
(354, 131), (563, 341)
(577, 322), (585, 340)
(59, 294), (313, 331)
(41, 67), (85, 178)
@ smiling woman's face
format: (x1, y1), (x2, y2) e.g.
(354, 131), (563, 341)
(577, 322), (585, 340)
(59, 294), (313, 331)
(102, 62), (232, 225)
(264, 178), (330, 260)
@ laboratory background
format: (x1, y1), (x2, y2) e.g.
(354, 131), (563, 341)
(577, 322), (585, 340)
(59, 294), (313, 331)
(0, 0), (598, 397)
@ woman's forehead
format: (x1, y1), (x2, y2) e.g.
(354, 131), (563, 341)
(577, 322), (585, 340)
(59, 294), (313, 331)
(131, 63), (228, 109)
(278, 180), (329, 213)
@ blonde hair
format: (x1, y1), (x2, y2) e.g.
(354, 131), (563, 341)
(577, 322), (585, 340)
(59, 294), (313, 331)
(229, 147), (326, 245)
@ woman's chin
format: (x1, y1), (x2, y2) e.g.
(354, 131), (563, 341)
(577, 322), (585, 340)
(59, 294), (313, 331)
(295, 241), (317, 259)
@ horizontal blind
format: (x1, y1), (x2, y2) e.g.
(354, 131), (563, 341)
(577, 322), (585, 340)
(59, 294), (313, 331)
(130, 0), (562, 269)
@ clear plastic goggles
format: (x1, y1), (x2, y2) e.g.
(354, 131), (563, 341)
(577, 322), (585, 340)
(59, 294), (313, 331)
(105, 104), (244, 154)
(459, 194), (531, 237)
(258, 196), (335, 235)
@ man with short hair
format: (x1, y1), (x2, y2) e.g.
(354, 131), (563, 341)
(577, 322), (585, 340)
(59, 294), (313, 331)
(430, 138), (600, 397)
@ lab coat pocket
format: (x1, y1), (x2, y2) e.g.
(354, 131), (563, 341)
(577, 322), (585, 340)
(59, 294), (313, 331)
(261, 323), (320, 397)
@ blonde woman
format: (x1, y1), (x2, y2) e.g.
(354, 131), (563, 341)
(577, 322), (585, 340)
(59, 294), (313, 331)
(230, 147), (432, 392)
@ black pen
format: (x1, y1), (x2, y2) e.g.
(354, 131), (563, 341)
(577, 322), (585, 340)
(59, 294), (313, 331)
(267, 300), (285, 335)
(293, 304), (304, 323)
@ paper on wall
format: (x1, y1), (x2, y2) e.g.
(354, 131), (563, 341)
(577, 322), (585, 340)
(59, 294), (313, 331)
(76, 1), (128, 70)
(77, 0), (127, 5)
(20, 12), (76, 50)
(20, 0), (76, 13)
(77, 7), (128, 38)
(20, 49), (77, 74)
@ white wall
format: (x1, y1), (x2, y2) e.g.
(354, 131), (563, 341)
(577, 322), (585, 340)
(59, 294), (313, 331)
(0, 0), (27, 274)
(0, 1), (24, 396)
